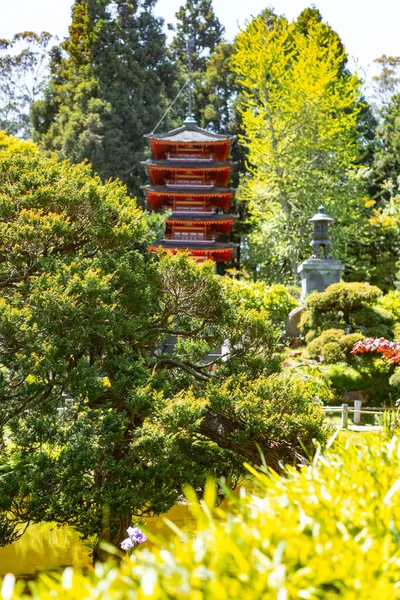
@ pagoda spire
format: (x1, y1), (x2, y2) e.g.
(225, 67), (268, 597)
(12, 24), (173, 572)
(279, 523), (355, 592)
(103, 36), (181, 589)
(186, 38), (195, 121)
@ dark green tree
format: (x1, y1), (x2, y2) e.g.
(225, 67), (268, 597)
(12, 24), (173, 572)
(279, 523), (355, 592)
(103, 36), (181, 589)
(32, 0), (176, 200)
(170, 0), (224, 73)
(0, 135), (328, 555)
(169, 0), (225, 127)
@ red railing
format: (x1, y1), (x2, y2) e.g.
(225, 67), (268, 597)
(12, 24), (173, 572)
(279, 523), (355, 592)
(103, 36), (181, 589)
(164, 233), (216, 242)
(166, 153), (214, 162)
(165, 179), (215, 189)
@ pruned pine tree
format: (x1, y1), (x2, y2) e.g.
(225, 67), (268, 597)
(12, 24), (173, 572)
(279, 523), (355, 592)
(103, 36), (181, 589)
(0, 135), (329, 556)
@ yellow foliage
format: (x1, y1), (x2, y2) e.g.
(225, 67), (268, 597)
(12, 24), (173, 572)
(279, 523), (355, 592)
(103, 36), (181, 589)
(232, 17), (361, 202)
(4, 434), (400, 598)
(0, 131), (38, 155)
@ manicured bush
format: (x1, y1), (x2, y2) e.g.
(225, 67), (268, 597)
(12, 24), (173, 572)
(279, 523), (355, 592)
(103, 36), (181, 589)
(301, 283), (395, 403)
(307, 329), (364, 364)
(321, 341), (346, 364)
(300, 282), (392, 340)
(4, 435), (400, 598)
(307, 328), (345, 359)
(340, 332), (366, 359)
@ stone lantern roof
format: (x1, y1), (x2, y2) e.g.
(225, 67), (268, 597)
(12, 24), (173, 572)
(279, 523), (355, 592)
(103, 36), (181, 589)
(308, 205), (335, 224)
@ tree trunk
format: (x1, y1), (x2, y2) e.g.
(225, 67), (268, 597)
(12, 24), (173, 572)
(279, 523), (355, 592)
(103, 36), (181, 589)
(198, 408), (307, 472)
(92, 510), (132, 564)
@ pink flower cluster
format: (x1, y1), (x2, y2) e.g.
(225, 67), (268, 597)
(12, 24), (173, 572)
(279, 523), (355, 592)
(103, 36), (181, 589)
(351, 337), (400, 364)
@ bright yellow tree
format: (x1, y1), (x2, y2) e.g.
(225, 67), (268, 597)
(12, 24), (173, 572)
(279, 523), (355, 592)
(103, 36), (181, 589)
(232, 11), (366, 282)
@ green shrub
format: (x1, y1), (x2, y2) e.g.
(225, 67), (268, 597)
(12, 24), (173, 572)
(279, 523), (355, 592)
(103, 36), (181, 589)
(307, 330), (364, 365)
(325, 364), (364, 391)
(5, 436), (400, 598)
(300, 282), (389, 340)
(340, 332), (365, 358)
(351, 306), (394, 329)
(306, 281), (382, 313)
(324, 360), (394, 405)
(321, 341), (346, 364)
(389, 368), (400, 389)
(307, 328), (345, 359)
(379, 289), (400, 320)
(366, 324), (394, 339)
(394, 322), (400, 341)
(301, 283), (395, 401)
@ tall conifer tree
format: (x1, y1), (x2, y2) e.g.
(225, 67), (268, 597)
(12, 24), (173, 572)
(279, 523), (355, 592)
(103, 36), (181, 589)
(169, 0), (225, 127)
(32, 0), (176, 200)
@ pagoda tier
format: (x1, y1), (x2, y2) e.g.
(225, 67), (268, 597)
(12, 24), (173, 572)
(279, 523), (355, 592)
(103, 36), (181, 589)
(148, 241), (235, 263)
(143, 187), (235, 211)
(164, 213), (235, 241)
(143, 116), (237, 264)
(142, 159), (233, 187)
(145, 120), (234, 162)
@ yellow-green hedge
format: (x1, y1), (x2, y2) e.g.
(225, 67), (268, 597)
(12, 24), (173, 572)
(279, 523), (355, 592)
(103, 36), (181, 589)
(3, 432), (400, 599)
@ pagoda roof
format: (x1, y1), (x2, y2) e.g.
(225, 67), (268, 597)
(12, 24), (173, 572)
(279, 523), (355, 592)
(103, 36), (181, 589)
(166, 213), (237, 223)
(141, 159), (234, 169)
(145, 116), (236, 143)
(150, 240), (237, 251)
(142, 185), (235, 195)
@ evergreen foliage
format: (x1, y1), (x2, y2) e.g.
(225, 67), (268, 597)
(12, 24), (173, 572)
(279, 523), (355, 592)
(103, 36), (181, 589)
(31, 0), (176, 200)
(169, 0), (225, 127)
(300, 282), (392, 342)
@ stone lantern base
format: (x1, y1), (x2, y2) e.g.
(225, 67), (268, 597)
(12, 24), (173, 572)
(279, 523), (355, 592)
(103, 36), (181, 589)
(286, 258), (345, 339)
(298, 257), (344, 303)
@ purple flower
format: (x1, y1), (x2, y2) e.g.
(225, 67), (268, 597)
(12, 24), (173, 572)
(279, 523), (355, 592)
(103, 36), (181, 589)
(127, 526), (147, 545)
(121, 537), (134, 551)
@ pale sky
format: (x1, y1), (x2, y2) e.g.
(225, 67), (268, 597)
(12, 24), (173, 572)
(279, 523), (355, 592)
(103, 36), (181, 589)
(1, 0), (399, 85)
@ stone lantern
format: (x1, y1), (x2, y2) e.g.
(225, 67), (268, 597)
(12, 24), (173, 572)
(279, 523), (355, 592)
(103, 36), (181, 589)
(297, 206), (344, 303)
(286, 206), (345, 338)
(309, 205), (334, 259)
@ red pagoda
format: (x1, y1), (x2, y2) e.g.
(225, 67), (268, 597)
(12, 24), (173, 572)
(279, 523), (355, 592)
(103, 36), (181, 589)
(142, 115), (237, 265)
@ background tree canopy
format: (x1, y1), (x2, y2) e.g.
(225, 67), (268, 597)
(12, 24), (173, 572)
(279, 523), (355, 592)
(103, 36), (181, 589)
(30, 0), (177, 200)
(0, 32), (53, 139)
